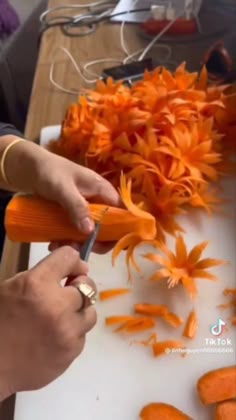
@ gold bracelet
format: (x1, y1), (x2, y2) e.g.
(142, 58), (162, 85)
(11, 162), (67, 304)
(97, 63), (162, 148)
(0, 139), (24, 187)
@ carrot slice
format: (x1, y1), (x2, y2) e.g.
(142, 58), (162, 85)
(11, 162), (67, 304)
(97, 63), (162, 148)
(162, 312), (184, 328)
(224, 288), (236, 296)
(153, 340), (184, 357)
(197, 366), (236, 405)
(99, 288), (130, 301)
(215, 400), (236, 420)
(134, 303), (168, 317)
(140, 403), (192, 419)
(116, 317), (156, 334)
(220, 289), (236, 327)
(105, 316), (134, 326)
(183, 310), (198, 339)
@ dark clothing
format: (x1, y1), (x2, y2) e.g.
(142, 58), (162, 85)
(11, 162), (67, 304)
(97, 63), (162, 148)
(0, 122), (23, 138)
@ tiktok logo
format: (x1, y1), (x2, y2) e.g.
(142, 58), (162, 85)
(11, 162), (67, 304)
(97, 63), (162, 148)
(210, 318), (226, 336)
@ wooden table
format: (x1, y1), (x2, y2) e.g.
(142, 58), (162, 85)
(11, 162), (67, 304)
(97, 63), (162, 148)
(0, 0), (146, 282)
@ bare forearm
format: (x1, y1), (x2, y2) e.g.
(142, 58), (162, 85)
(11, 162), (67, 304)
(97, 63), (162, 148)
(0, 124), (52, 194)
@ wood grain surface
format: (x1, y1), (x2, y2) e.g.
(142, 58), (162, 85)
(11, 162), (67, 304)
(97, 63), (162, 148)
(0, 0), (142, 281)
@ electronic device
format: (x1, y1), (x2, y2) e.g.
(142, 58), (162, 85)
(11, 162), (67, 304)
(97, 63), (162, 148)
(101, 58), (154, 84)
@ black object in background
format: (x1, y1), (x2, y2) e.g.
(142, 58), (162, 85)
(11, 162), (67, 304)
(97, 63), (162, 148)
(203, 33), (236, 83)
(102, 58), (154, 84)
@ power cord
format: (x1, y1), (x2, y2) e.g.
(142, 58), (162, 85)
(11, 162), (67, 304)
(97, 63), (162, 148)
(40, 1), (117, 24)
(48, 4), (186, 94)
(40, 2), (152, 37)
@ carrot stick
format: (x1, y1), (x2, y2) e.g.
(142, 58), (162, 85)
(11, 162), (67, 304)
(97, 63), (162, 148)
(183, 310), (198, 339)
(134, 303), (168, 317)
(140, 403), (192, 419)
(99, 288), (130, 301)
(162, 312), (184, 328)
(116, 317), (156, 334)
(197, 366), (236, 405)
(105, 316), (134, 326)
(215, 400), (236, 420)
(153, 340), (184, 357)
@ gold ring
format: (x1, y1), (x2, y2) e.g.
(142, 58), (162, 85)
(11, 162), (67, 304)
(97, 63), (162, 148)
(72, 282), (97, 309)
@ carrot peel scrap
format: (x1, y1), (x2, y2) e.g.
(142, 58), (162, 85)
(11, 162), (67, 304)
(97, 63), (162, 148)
(162, 312), (184, 328)
(106, 315), (156, 334)
(134, 303), (169, 317)
(153, 340), (185, 357)
(99, 288), (130, 301)
(105, 316), (134, 326)
(183, 310), (198, 339)
(220, 288), (236, 327)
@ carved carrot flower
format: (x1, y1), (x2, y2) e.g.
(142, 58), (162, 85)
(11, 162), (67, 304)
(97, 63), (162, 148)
(144, 235), (226, 297)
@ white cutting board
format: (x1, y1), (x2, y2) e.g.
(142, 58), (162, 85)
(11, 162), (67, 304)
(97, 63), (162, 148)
(14, 126), (236, 420)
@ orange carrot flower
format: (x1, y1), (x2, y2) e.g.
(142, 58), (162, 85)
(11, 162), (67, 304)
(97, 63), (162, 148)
(144, 235), (226, 297)
(48, 63), (235, 282)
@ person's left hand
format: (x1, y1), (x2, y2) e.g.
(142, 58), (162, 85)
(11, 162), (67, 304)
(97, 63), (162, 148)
(36, 152), (120, 254)
(5, 139), (121, 253)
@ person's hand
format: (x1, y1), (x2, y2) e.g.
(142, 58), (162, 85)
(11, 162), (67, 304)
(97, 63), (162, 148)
(3, 137), (121, 252)
(0, 246), (97, 401)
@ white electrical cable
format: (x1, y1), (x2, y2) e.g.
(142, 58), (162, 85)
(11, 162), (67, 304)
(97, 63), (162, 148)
(49, 46), (98, 95)
(50, 48), (123, 95)
(83, 58), (123, 78)
(120, 0), (139, 57)
(49, 4), (188, 95)
(138, 7), (185, 61)
(40, 1), (118, 23)
(120, 20), (129, 56)
(123, 44), (172, 65)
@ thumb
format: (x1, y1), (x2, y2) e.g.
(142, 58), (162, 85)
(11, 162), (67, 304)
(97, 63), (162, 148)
(59, 183), (94, 235)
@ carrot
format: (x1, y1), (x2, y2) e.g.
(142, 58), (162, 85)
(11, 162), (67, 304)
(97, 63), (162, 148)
(115, 317), (156, 334)
(48, 64), (236, 248)
(145, 237), (225, 298)
(140, 403), (192, 419)
(215, 400), (236, 420)
(134, 303), (168, 317)
(99, 288), (130, 301)
(197, 366), (236, 405)
(183, 310), (198, 339)
(45, 65), (235, 294)
(105, 316), (134, 326)
(220, 289), (236, 327)
(105, 315), (156, 333)
(224, 289), (236, 296)
(152, 340), (184, 357)
(5, 194), (156, 243)
(162, 312), (184, 328)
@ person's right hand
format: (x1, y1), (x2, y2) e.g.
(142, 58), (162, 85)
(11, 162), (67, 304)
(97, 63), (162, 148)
(0, 246), (97, 401)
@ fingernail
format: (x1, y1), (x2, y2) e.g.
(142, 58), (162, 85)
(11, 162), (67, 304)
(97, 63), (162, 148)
(79, 217), (94, 234)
